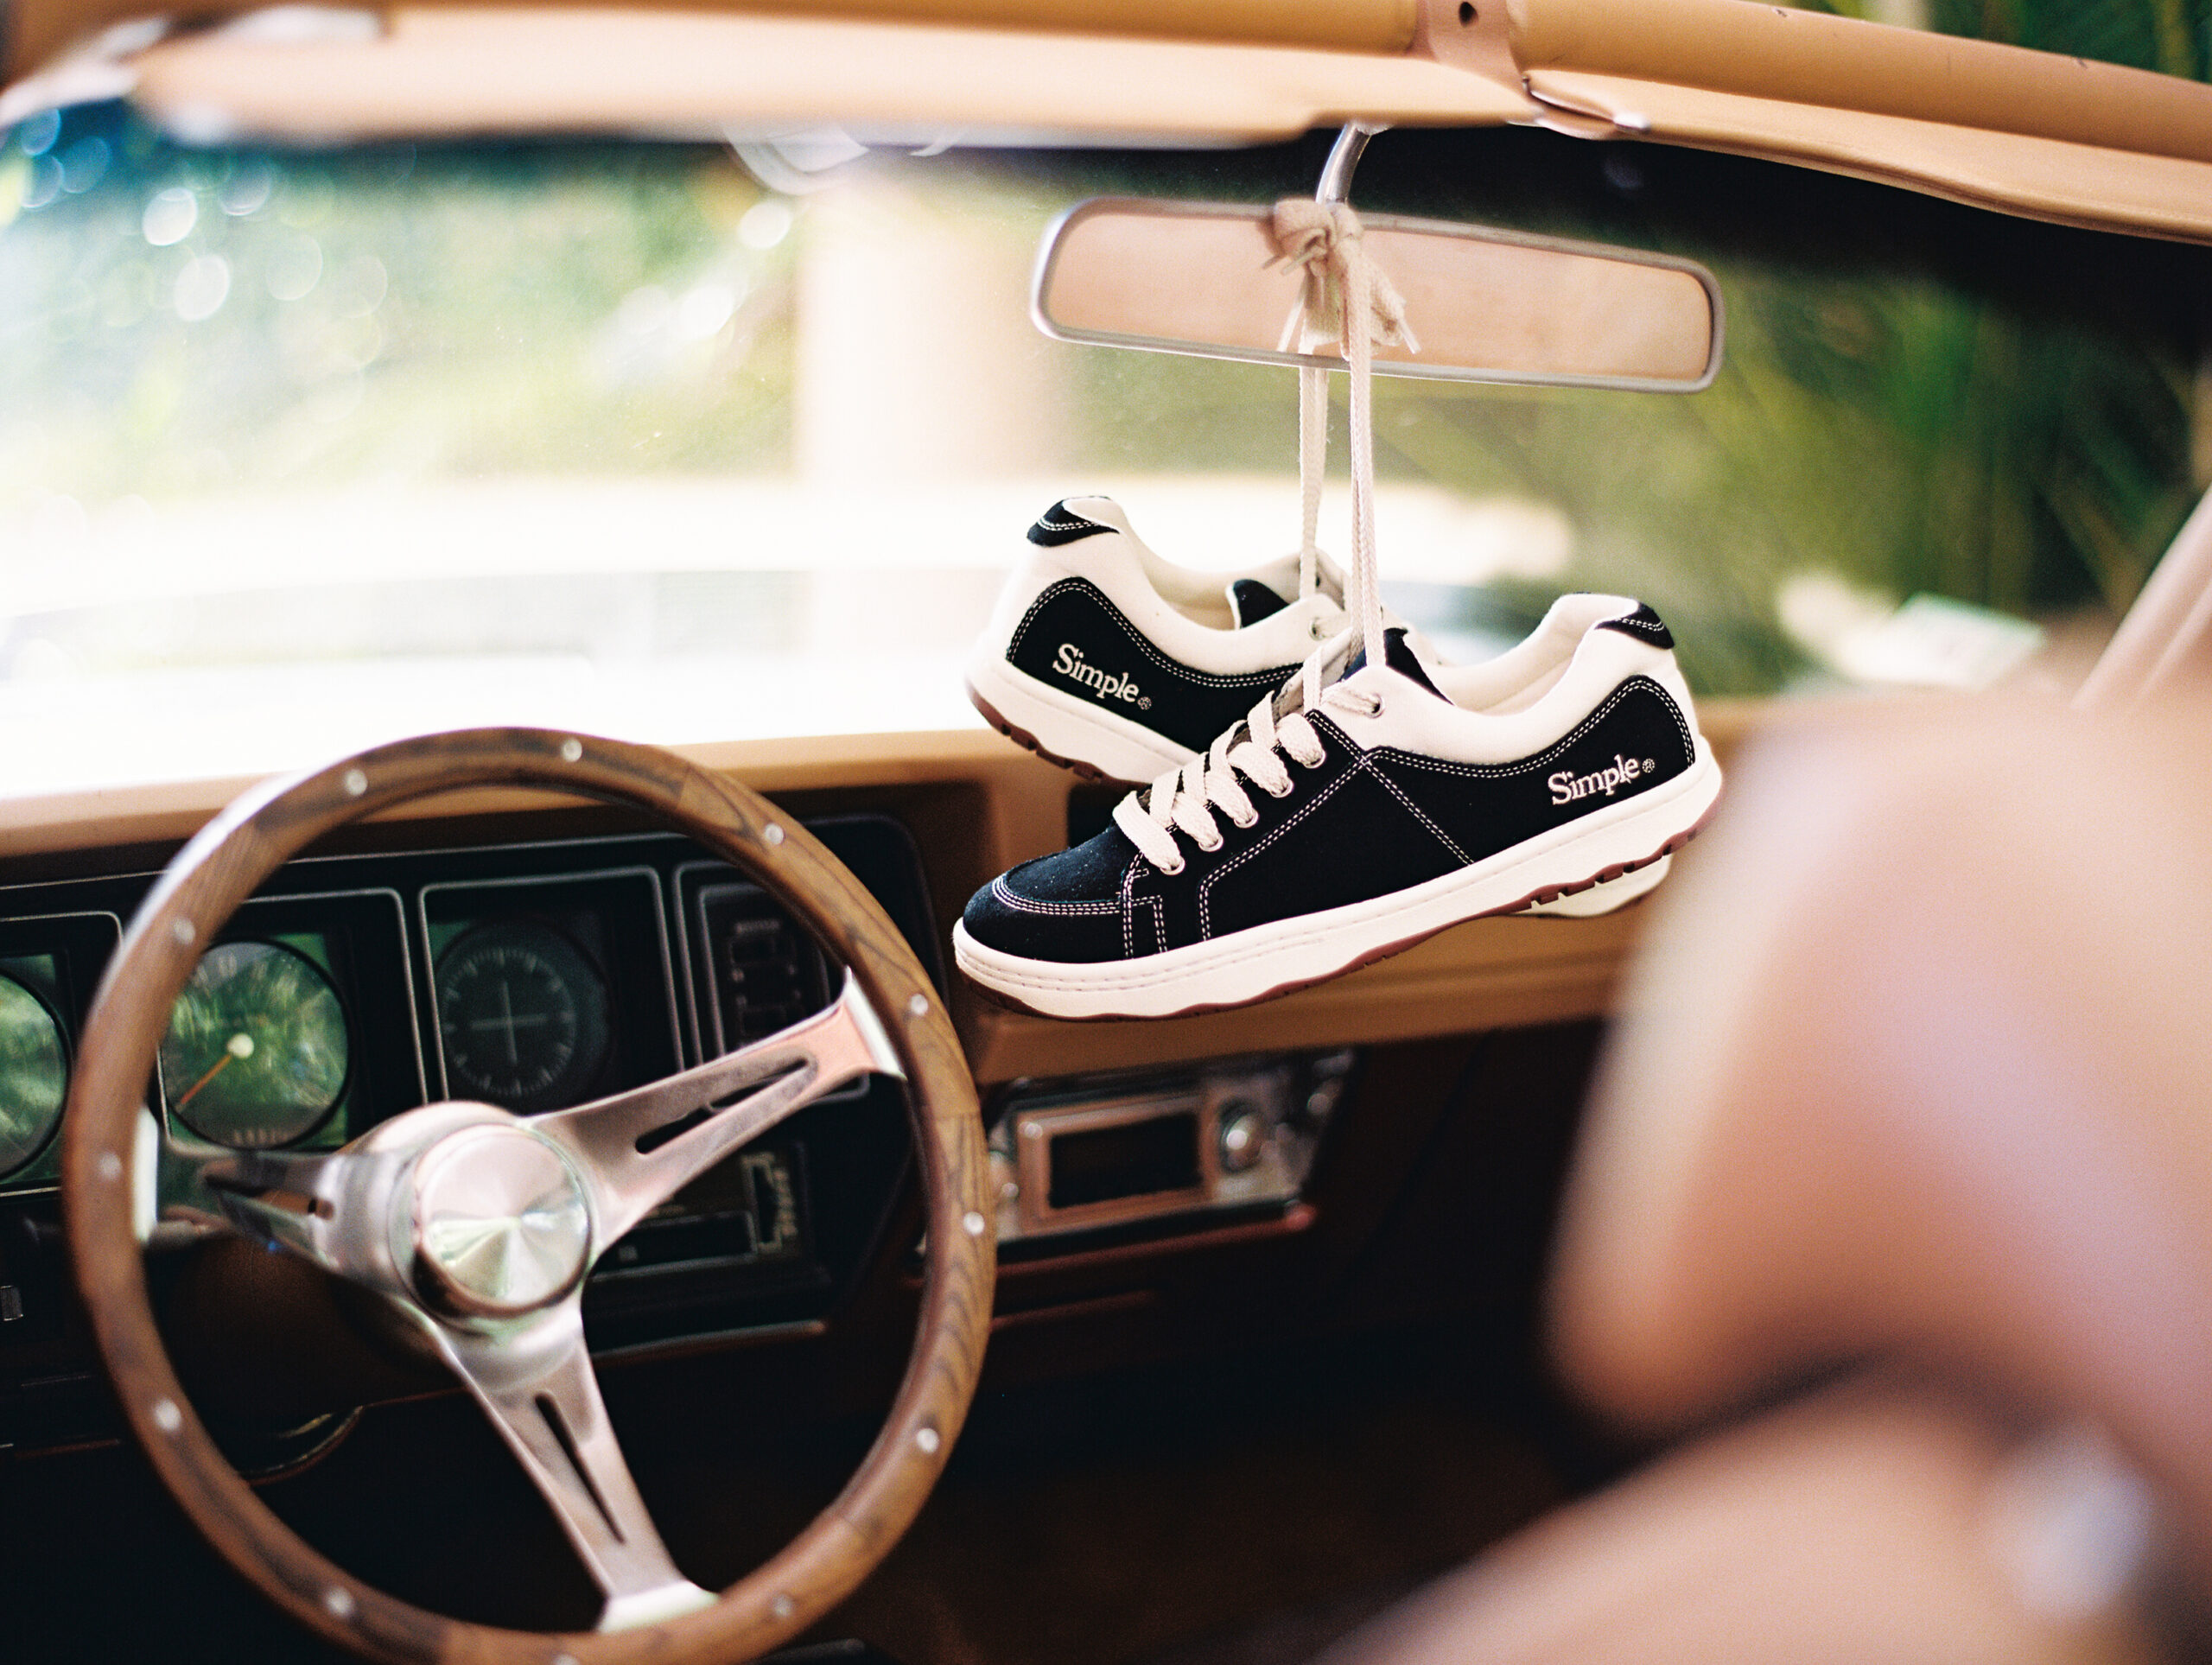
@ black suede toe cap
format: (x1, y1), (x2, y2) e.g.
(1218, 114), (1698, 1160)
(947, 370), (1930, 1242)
(961, 827), (1140, 963)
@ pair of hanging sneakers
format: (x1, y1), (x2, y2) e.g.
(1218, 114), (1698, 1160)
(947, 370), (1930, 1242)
(952, 504), (1722, 1020)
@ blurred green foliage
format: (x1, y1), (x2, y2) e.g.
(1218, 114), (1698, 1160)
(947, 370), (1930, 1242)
(1810, 0), (2211, 81)
(1048, 99), (2208, 694)
(3, 9), (2208, 702)
(0, 122), (796, 505)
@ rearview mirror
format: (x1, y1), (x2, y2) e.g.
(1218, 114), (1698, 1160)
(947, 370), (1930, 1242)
(1033, 198), (1723, 393)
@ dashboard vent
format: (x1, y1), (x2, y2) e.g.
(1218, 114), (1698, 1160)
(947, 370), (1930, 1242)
(696, 882), (833, 1051)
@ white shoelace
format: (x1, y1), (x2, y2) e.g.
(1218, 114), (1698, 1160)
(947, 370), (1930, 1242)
(1113, 658), (1381, 876)
(1112, 200), (1418, 879)
(1272, 198), (1419, 666)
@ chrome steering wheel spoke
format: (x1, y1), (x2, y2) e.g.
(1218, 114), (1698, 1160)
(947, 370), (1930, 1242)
(143, 971), (906, 1635)
(428, 1302), (715, 1632)
(532, 971), (903, 1245)
(152, 1111), (392, 1283)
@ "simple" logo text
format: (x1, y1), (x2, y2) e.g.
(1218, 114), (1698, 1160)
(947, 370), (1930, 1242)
(1548, 754), (1658, 805)
(1053, 643), (1143, 706)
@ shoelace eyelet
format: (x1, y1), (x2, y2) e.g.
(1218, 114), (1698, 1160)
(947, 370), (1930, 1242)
(1308, 617), (1327, 641)
(1228, 809), (1258, 829)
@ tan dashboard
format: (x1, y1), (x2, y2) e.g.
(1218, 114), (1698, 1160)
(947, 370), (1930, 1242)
(0, 700), (1763, 1090)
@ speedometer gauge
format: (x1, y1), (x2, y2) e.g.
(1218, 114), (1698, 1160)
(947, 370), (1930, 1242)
(435, 921), (611, 1112)
(161, 941), (351, 1149)
(0, 975), (67, 1178)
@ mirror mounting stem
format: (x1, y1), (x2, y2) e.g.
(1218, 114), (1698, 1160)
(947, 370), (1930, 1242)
(1315, 122), (1386, 207)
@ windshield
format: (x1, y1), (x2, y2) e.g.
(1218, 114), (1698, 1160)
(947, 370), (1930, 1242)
(3, 99), (2205, 796)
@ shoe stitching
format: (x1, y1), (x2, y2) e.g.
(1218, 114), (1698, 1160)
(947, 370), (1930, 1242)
(1190, 745), (1470, 939)
(1351, 751), (1471, 866)
(1007, 579), (1302, 690)
(1188, 757), (1361, 939)
(989, 875), (1118, 916)
(1120, 858), (1135, 958)
(1370, 680), (1695, 781)
(1001, 681), (1697, 952)
(1116, 855), (1166, 960)
(966, 776), (1712, 994)
(1175, 680), (1693, 942)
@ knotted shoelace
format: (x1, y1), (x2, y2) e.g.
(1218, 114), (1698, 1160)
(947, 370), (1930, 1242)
(1272, 197), (1420, 665)
(1112, 200), (1419, 878)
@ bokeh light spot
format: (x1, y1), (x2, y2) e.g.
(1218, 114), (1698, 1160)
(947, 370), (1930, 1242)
(143, 187), (198, 246)
(737, 200), (792, 251)
(175, 255), (232, 322)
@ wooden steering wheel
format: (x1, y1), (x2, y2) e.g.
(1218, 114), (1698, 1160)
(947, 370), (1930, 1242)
(60, 728), (994, 1664)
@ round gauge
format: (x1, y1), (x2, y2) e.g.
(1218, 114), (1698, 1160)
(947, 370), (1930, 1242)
(160, 940), (351, 1150)
(435, 921), (611, 1112)
(0, 975), (68, 1178)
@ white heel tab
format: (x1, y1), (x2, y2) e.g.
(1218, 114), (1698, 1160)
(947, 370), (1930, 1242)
(1018, 495), (1147, 588)
(1569, 615), (1672, 683)
(1567, 603), (1701, 726)
(1545, 592), (1644, 638)
(1059, 494), (1135, 536)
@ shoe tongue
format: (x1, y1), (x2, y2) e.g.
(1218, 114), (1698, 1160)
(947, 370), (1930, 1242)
(1226, 578), (1289, 628)
(1344, 628), (1446, 700)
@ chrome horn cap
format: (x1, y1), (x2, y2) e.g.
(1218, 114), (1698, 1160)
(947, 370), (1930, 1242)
(408, 1124), (592, 1318)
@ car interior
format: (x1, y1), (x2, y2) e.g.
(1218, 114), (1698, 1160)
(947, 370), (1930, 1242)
(2, 1), (2211, 1662)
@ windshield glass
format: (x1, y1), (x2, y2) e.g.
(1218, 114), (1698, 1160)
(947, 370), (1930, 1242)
(3, 99), (2205, 796)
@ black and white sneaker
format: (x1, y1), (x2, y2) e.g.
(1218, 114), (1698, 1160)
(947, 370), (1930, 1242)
(965, 495), (1393, 785)
(951, 596), (1721, 1020)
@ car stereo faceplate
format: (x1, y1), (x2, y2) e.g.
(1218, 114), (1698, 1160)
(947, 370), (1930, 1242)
(988, 1051), (1353, 1246)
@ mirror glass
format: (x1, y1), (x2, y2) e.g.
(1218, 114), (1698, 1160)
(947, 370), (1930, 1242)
(1035, 198), (1723, 392)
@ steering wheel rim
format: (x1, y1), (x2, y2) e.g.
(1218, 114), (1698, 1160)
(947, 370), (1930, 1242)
(61, 728), (995, 1665)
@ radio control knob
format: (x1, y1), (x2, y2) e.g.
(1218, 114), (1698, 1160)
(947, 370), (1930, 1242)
(1217, 1103), (1268, 1173)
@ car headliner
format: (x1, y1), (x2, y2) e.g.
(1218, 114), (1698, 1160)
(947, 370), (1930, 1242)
(3, 0), (2211, 243)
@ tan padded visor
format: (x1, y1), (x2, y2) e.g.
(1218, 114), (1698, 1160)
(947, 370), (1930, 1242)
(1512, 0), (2212, 165)
(126, 8), (1527, 143)
(1528, 69), (2212, 245)
(7, 0), (1418, 85)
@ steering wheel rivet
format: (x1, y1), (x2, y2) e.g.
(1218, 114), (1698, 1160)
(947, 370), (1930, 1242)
(764, 823), (785, 846)
(559, 738), (583, 763)
(963, 1211), (986, 1237)
(151, 1397), (181, 1433)
(915, 1425), (941, 1454)
(771, 1595), (795, 1621)
(906, 994), (928, 1019)
(324, 1586), (356, 1620)
(169, 917), (195, 946)
(341, 768), (368, 798)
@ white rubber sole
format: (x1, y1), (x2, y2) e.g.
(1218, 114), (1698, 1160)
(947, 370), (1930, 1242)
(1519, 853), (1670, 918)
(965, 648), (1194, 786)
(954, 745), (1721, 1020)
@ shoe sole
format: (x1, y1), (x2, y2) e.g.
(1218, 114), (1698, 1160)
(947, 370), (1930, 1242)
(965, 652), (1191, 788)
(1518, 852), (1670, 918)
(954, 747), (1721, 1020)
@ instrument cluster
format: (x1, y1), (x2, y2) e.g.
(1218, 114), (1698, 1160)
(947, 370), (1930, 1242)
(0, 817), (941, 1354)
